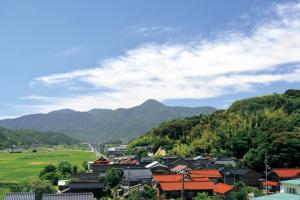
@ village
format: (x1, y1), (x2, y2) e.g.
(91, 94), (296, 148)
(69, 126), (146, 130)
(4, 143), (300, 200)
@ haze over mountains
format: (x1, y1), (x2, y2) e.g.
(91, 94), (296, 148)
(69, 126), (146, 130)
(0, 99), (217, 142)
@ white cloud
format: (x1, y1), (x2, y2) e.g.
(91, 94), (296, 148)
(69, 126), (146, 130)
(0, 115), (19, 120)
(54, 45), (84, 56)
(28, 1), (300, 113)
(133, 26), (178, 36)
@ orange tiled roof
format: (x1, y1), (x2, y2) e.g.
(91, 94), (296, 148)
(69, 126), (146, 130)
(262, 181), (279, 187)
(214, 183), (234, 194)
(160, 181), (215, 191)
(94, 157), (110, 165)
(189, 169), (222, 178)
(153, 174), (185, 182)
(273, 168), (300, 178)
(192, 177), (210, 182)
(119, 158), (139, 165)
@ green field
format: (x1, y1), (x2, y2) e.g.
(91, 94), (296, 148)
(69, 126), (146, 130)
(0, 146), (96, 182)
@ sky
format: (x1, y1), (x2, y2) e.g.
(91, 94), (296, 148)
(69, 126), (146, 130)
(1, 0), (300, 119)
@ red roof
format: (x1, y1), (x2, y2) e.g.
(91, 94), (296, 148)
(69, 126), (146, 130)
(153, 174), (185, 182)
(119, 158), (139, 165)
(189, 169), (222, 178)
(94, 157), (110, 165)
(192, 177), (210, 181)
(214, 183), (234, 194)
(273, 168), (300, 178)
(160, 181), (215, 191)
(262, 181), (279, 187)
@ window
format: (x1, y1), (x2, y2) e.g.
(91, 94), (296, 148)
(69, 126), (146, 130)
(287, 187), (296, 194)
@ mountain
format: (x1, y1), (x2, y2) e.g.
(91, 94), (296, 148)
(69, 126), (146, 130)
(0, 127), (76, 148)
(129, 90), (300, 171)
(0, 99), (217, 142)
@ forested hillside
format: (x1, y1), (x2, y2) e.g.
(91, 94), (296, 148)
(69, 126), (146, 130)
(130, 89), (300, 171)
(0, 127), (77, 148)
(0, 100), (216, 142)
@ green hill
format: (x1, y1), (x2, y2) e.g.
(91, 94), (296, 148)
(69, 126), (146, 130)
(0, 127), (77, 148)
(130, 89), (300, 171)
(0, 100), (216, 142)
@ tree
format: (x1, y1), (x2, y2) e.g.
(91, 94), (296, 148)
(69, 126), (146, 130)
(193, 192), (212, 200)
(58, 161), (72, 175)
(39, 164), (56, 178)
(82, 161), (88, 171)
(141, 185), (157, 199)
(40, 172), (60, 185)
(231, 183), (264, 200)
(105, 168), (122, 188)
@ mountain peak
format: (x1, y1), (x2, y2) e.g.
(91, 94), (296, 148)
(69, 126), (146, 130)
(140, 99), (165, 107)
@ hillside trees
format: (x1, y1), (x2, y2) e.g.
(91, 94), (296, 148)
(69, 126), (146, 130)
(129, 89), (300, 171)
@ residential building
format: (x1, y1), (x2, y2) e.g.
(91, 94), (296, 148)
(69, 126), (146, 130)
(213, 183), (234, 200)
(121, 168), (152, 186)
(269, 168), (300, 181)
(4, 193), (35, 200)
(42, 193), (94, 200)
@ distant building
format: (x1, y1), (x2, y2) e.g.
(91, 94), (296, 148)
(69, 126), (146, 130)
(154, 147), (166, 157)
(106, 145), (128, 156)
(214, 158), (237, 168)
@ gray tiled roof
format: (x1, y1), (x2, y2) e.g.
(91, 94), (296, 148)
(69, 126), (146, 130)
(4, 192), (35, 200)
(42, 193), (93, 200)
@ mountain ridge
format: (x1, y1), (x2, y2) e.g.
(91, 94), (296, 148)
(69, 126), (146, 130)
(0, 99), (217, 142)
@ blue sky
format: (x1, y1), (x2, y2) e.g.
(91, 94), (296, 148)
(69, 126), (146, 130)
(1, 0), (300, 118)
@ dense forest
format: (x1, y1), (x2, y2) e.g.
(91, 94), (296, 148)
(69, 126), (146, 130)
(130, 89), (300, 171)
(0, 127), (77, 148)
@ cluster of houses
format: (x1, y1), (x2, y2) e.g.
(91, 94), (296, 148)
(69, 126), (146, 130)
(4, 145), (300, 199)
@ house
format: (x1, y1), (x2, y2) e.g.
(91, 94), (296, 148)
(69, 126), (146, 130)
(224, 168), (261, 186)
(157, 178), (215, 199)
(188, 169), (222, 182)
(154, 147), (166, 157)
(42, 193), (94, 200)
(160, 157), (194, 169)
(252, 178), (300, 200)
(93, 157), (110, 165)
(139, 157), (155, 167)
(119, 158), (139, 165)
(261, 180), (280, 193)
(121, 168), (153, 186)
(145, 161), (170, 174)
(171, 165), (191, 173)
(4, 192), (35, 200)
(65, 173), (105, 199)
(280, 178), (300, 194)
(269, 168), (300, 181)
(214, 158), (237, 168)
(213, 183), (234, 200)
(252, 193), (300, 200)
(106, 145), (128, 156)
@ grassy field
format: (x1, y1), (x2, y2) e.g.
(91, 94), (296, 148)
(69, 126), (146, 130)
(0, 146), (96, 182)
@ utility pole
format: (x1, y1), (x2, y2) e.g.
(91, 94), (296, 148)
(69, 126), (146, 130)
(128, 167), (131, 196)
(137, 184), (140, 200)
(265, 153), (269, 195)
(181, 172), (185, 200)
